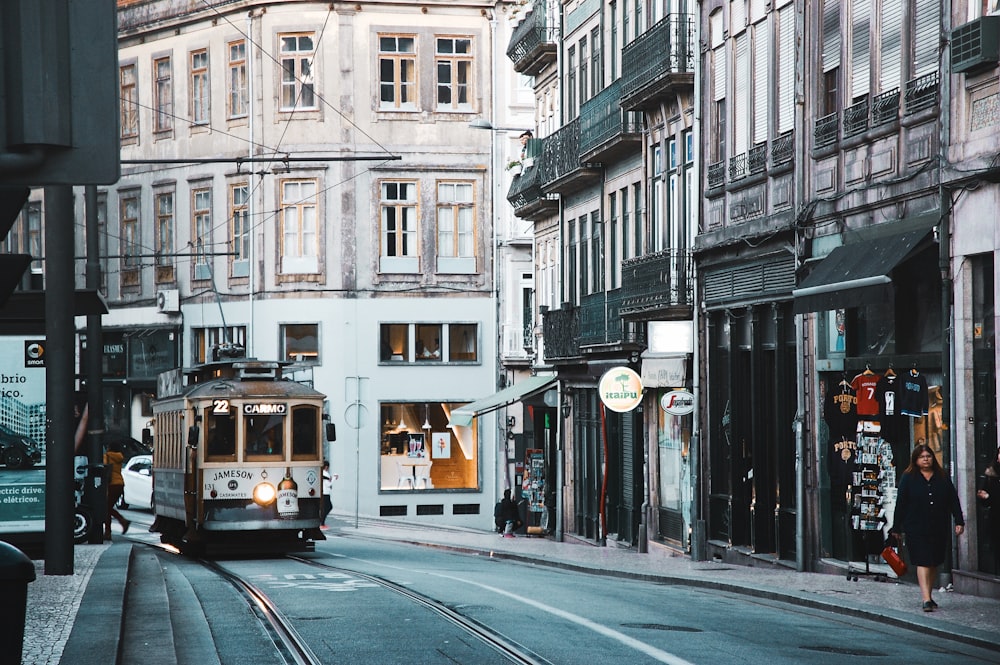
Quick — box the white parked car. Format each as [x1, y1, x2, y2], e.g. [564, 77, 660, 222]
[120, 454, 153, 511]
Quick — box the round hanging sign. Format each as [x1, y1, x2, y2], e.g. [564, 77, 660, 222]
[660, 389, 695, 415]
[598, 366, 644, 412]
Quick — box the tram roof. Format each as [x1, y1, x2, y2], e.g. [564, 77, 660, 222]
[165, 358, 326, 401]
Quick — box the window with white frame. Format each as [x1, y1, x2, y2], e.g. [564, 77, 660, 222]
[436, 37, 472, 110]
[230, 183, 249, 278]
[379, 35, 416, 110]
[120, 193, 140, 270]
[154, 190, 174, 271]
[436, 181, 475, 273]
[279, 179, 319, 274]
[120, 63, 139, 141]
[379, 323, 479, 363]
[280, 323, 320, 364]
[193, 187, 213, 280]
[228, 40, 248, 119]
[279, 33, 316, 110]
[153, 56, 173, 134]
[379, 181, 418, 273]
[190, 49, 210, 125]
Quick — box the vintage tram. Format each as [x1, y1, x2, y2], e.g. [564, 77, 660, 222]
[150, 358, 334, 554]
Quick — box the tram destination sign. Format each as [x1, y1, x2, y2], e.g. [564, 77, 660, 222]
[243, 403, 288, 416]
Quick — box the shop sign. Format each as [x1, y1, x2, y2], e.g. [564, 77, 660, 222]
[598, 367, 643, 413]
[660, 389, 695, 416]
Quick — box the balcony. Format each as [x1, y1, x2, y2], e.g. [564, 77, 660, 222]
[579, 289, 646, 348]
[872, 88, 900, 127]
[814, 112, 838, 148]
[747, 143, 767, 175]
[507, 159, 558, 221]
[540, 118, 601, 195]
[620, 15, 695, 111]
[506, 7, 558, 77]
[771, 130, 793, 166]
[905, 71, 938, 115]
[707, 161, 725, 189]
[542, 304, 581, 361]
[843, 98, 869, 138]
[579, 79, 643, 163]
[620, 249, 694, 318]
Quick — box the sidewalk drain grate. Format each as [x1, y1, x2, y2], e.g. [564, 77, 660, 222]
[801, 646, 885, 657]
[622, 623, 703, 633]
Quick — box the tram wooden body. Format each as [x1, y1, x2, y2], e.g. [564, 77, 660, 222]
[151, 359, 333, 554]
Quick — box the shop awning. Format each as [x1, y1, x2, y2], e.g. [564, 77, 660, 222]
[448, 374, 557, 427]
[792, 219, 937, 314]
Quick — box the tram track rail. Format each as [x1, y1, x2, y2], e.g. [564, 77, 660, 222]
[200, 557, 323, 665]
[286, 554, 553, 665]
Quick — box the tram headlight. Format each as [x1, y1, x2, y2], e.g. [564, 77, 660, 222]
[252, 482, 277, 506]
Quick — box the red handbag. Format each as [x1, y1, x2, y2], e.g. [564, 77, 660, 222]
[881, 544, 907, 577]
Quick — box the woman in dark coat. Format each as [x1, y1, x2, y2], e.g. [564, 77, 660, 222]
[976, 446, 1000, 572]
[891, 444, 965, 612]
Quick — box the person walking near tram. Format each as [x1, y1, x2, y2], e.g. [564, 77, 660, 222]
[890, 444, 964, 612]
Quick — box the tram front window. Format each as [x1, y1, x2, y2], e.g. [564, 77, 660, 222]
[245, 414, 284, 460]
[206, 410, 236, 462]
[291, 405, 319, 459]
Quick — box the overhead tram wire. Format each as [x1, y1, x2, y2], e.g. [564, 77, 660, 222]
[121, 155, 401, 165]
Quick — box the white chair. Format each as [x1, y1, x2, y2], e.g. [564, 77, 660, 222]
[395, 460, 414, 489]
[414, 460, 433, 489]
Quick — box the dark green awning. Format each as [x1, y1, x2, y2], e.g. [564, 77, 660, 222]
[793, 218, 937, 314]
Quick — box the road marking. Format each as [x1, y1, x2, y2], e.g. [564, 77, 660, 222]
[337, 553, 695, 665]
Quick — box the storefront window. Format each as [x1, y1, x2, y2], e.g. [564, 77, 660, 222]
[379, 401, 477, 491]
[281, 324, 320, 364]
[657, 393, 692, 542]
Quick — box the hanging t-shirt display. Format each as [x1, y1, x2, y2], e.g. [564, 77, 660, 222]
[851, 369, 883, 418]
[875, 370, 910, 464]
[899, 369, 929, 417]
[824, 379, 858, 440]
[828, 436, 857, 502]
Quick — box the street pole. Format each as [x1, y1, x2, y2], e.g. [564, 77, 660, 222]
[85, 185, 106, 544]
[44, 185, 75, 574]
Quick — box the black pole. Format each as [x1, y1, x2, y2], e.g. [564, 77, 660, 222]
[43, 185, 75, 575]
[84, 185, 106, 544]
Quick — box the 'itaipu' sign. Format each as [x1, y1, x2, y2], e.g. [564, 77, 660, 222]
[598, 367, 643, 413]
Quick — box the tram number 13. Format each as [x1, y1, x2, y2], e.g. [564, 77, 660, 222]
[212, 399, 231, 414]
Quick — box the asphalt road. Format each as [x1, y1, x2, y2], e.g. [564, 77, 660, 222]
[119, 509, 999, 665]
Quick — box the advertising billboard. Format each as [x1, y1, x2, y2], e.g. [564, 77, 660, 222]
[0, 336, 47, 535]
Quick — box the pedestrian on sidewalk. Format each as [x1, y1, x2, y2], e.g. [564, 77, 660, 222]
[103, 440, 130, 540]
[321, 461, 333, 528]
[976, 445, 1000, 572]
[890, 444, 964, 612]
[495, 489, 521, 537]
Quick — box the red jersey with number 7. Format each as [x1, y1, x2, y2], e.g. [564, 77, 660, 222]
[851, 371, 882, 417]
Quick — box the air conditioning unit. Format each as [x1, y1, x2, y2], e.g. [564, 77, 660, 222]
[952, 16, 1000, 74]
[156, 289, 180, 313]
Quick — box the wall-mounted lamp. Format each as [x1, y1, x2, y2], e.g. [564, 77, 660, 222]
[468, 118, 533, 133]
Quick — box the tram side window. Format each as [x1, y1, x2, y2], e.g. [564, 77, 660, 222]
[291, 405, 319, 459]
[245, 414, 284, 459]
[206, 409, 237, 461]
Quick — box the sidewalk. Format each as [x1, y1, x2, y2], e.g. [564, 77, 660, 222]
[20, 517, 1000, 664]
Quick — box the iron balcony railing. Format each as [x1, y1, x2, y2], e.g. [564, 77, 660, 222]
[506, 6, 558, 74]
[620, 249, 694, 316]
[541, 304, 580, 360]
[579, 79, 643, 155]
[872, 88, 900, 126]
[539, 118, 583, 187]
[748, 143, 767, 174]
[771, 131, 793, 166]
[905, 71, 939, 114]
[578, 288, 646, 347]
[843, 98, 869, 137]
[814, 112, 838, 148]
[506, 161, 547, 211]
[729, 152, 747, 181]
[621, 14, 695, 100]
[708, 161, 726, 188]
